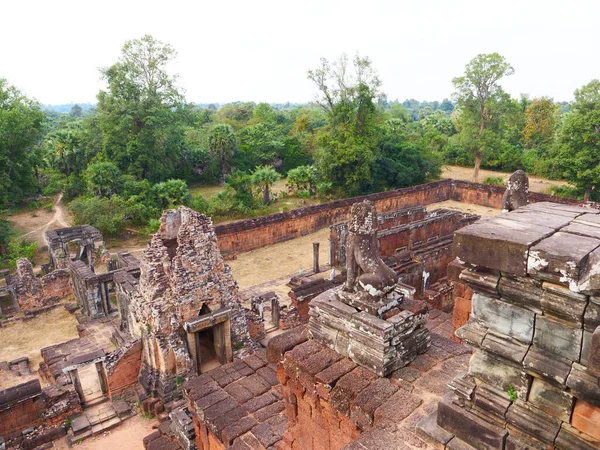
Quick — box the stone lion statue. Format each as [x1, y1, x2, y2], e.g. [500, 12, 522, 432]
[343, 200, 399, 297]
[502, 169, 530, 212]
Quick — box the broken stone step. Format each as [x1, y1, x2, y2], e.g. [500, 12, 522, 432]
[72, 428, 93, 443]
[85, 396, 108, 408]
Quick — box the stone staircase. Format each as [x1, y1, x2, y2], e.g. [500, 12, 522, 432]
[69, 398, 133, 444]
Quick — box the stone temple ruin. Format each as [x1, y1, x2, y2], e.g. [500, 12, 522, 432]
[1, 171, 600, 450]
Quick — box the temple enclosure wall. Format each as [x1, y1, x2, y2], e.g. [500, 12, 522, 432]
[215, 179, 582, 256]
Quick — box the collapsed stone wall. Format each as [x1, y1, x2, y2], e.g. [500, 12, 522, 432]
[2, 259, 73, 313]
[215, 179, 582, 256]
[127, 207, 250, 402]
[0, 379, 81, 448]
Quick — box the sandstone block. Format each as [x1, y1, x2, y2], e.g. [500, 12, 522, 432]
[472, 293, 534, 343]
[588, 326, 600, 377]
[566, 363, 600, 408]
[528, 232, 600, 283]
[437, 393, 507, 450]
[497, 276, 543, 313]
[454, 217, 554, 276]
[540, 281, 588, 324]
[459, 268, 500, 297]
[523, 346, 572, 385]
[533, 315, 582, 362]
[481, 331, 530, 364]
[555, 423, 600, 450]
[572, 399, 600, 441]
[505, 400, 562, 445]
[468, 351, 529, 401]
[527, 377, 574, 422]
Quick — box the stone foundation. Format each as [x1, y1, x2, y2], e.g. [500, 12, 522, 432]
[308, 288, 430, 376]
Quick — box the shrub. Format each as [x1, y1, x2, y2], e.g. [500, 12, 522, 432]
[69, 196, 128, 236]
[0, 238, 38, 270]
[482, 176, 504, 186]
[549, 185, 580, 199]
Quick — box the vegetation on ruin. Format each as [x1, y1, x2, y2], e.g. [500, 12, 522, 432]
[3, 34, 600, 247]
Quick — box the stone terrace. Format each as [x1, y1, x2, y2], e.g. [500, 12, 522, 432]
[269, 310, 470, 450]
[183, 348, 286, 449]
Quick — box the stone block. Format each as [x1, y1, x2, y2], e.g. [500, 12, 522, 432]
[437, 392, 507, 450]
[499, 208, 574, 229]
[472, 293, 534, 343]
[454, 217, 554, 277]
[528, 232, 600, 283]
[566, 363, 600, 408]
[588, 326, 600, 377]
[527, 377, 574, 422]
[523, 346, 572, 385]
[585, 302, 600, 332]
[497, 276, 543, 313]
[533, 315, 583, 362]
[349, 378, 398, 428]
[472, 383, 511, 419]
[468, 350, 530, 401]
[416, 411, 454, 449]
[266, 327, 308, 364]
[578, 246, 600, 294]
[505, 400, 562, 445]
[572, 399, 600, 441]
[459, 268, 500, 297]
[455, 320, 487, 348]
[563, 221, 600, 240]
[582, 330, 593, 366]
[373, 388, 423, 430]
[481, 331, 530, 364]
[555, 423, 600, 450]
[540, 282, 588, 324]
[330, 367, 376, 416]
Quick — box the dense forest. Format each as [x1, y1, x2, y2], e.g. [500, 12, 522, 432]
[2, 34, 600, 255]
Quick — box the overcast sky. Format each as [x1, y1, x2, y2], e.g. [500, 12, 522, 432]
[2, 0, 599, 105]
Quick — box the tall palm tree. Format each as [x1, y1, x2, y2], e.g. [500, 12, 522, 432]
[251, 166, 281, 205]
[208, 124, 236, 183]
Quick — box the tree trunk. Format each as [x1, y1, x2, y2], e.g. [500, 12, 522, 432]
[584, 187, 592, 202]
[264, 184, 270, 205]
[473, 153, 482, 182]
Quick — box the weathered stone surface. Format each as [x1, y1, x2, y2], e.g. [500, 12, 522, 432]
[528, 231, 600, 283]
[540, 281, 588, 324]
[555, 423, 600, 450]
[471, 293, 535, 343]
[481, 331, 530, 364]
[523, 346, 572, 385]
[468, 350, 530, 401]
[373, 388, 423, 430]
[533, 315, 583, 362]
[437, 393, 507, 450]
[472, 383, 511, 419]
[454, 217, 554, 276]
[416, 411, 454, 450]
[588, 326, 600, 377]
[527, 377, 574, 422]
[566, 363, 600, 408]
[505, 400, 562, 445]
[349, 378, 399, 429]
[455, 321, 487, 348]
[266, 327, 308, 364]
[497, 276, 543, 313]
[459, 268, 499, 297]
[330, 367, 376, 415]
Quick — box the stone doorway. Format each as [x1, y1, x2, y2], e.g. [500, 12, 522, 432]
[63, 349, 109, 407]
[185, 307, 233, 375]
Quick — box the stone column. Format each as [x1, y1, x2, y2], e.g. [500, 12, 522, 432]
[329, 238, 335, 267]
[96, 362, 109, 396]
[313, 242, 320, 273]
[69, 369, 85, 404]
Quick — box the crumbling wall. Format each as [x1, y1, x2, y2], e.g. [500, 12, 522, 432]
[105, 339, 143, 398]
[6, 259, 73, 313]
[128, 207, 250, 402]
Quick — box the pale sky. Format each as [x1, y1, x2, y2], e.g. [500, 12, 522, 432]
[2, 0, 598, 105]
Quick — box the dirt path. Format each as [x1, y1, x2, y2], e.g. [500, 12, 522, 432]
[440, 165, 569, 194]
[9, 194, 73, 263]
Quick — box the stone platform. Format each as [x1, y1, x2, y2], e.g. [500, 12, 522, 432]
[308, 287, 430, 376]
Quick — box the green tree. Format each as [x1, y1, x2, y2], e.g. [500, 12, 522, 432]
[286, 165, 318, 194]
[251, 166, 281, 205]
[85, 161, 121, 197]
[151, 179, 190, 208]
[208, 123, 237, 182]
[452, 53, 515, 181]
[236, 122, 285, 171]
[554, 80, 600, 201]
[0, 78, 45, 207]
[523, 97, 560, 149]
[308, 54, 381, 195]
[97, 35, 187, 182]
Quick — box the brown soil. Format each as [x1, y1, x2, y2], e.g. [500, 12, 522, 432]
[228, 227, 331, 291]
[441, 165, 569, 194]
[53, 414, 159, 450]
[0, 306, 79, 371]
[427, 200, 501, 219]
